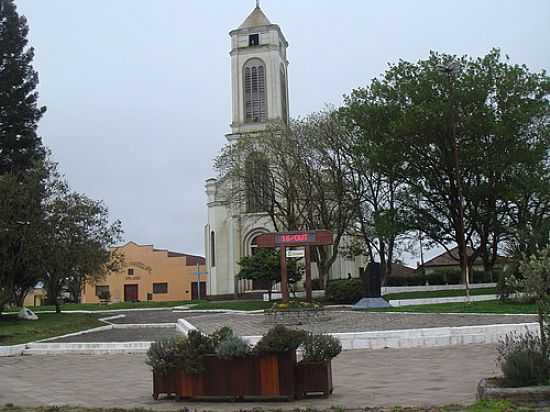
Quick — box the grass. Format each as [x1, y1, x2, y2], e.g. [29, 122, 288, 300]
[0, 313, 104, 346]
[4, 299, 194, 313]
[0, 400, 546, 412]
[384, 287, 496, 301]
[369, 300, 537, 314]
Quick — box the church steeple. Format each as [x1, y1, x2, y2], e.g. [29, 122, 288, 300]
[227, 3, 289, 140]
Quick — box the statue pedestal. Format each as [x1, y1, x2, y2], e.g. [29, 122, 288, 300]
[352, 297, 391, 310]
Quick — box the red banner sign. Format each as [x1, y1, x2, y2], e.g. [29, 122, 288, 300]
[256, 230, 333, 248]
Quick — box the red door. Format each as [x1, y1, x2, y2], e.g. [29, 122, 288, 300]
[124, 284, 138, 302]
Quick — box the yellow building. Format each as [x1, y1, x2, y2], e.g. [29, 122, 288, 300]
[81, 241, 207, 304]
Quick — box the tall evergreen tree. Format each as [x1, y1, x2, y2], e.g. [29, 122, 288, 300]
[0, 0, 46, 174]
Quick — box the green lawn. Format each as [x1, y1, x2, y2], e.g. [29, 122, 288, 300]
[369, 300, 537, 314]
[0, 313, 105, 346]
[5, 299, 194, 313]
[384, 287, 496, 301]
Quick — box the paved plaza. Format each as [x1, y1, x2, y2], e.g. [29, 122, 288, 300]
[0, 344, 498, 409]
[181, 311, 535, 336]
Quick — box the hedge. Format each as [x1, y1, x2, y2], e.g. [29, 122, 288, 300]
[325, 279, 362, 304]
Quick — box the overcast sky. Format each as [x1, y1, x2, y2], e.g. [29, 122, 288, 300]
[15, 0, 550, 261]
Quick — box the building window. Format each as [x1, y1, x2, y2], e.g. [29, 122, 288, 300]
[210, 231, 216, 267]
[243, 58, 266, 123]
[95, 285, 110, 300]
[249, 33, 259, 46]
[127, 268, 134, 276]
[280, 65, 288, 124]
[153, 283, 168, 294]
[245, 152, 272, 213]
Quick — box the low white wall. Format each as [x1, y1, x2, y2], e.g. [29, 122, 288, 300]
[389, 294, 498, 307]
[242, 322, 538, 351]
[262, 283, 497, 301]
[382, 283, 496, 295]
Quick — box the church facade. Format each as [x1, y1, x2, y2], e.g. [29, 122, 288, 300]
[204, 4, 364, 296]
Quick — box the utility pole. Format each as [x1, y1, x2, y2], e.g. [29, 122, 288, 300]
[439, 61, 470, 301]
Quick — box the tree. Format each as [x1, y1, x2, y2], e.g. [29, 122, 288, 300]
[0, 0, 46, 174]
[237, 249, 302, 301]
[342, 49, 549, 294]
[43, 179, 123, 312]
[0, 169, 48, 311]
[0, 0, 48, 314]
[216, 114, 356, 287]
[338, 100, 410, 283]
[511, 249, 550, 362]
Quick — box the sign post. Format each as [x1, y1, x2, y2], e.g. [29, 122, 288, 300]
[255, 230, 333, 304]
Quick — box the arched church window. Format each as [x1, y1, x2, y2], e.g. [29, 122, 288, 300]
[244, 58, 267, 123]
[245, 152, 272, 213]
[210, 231, 216, 267]
[280, 64, 288, 124]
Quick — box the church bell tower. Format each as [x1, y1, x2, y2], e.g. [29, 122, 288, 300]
[227, 2, 289, 140]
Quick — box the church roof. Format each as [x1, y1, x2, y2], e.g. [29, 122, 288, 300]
[239, 6, 272, 29]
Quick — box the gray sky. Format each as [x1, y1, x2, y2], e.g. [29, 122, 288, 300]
[16, 0, 550, 260]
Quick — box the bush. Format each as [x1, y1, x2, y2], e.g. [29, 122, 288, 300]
[174, 330, 215, 375]
[146, 336, 183, 374]
[215, 335, 251, 359]
[209, 326, 234, 348]
[384, 275, 425, 287]
[302, 333, 342, 363]
[311, 278, 322, 290]
[497, 331, 549, 387]
[255, 325, 306, 354]
[325, 279, 362, 304]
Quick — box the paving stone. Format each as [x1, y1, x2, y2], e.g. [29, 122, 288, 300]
[0, 345, 500, 409]
[50, 327, 180, 342]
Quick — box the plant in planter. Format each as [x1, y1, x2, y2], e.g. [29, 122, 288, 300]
[296, 333, 342, 398]
[216, 335, 251, 359]
[497, 330, 549, 388]
[146, 337, 182, 399]
[254, 325, 306, 399]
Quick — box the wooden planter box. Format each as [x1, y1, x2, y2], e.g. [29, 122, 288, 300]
[257, 350, 296, 400]
[202, 355, 258, 399]
[158, 351, 299, 401]
[295, 360, 333, 399]
[175, 369, 205, 399]
[152, 369, 177, 400]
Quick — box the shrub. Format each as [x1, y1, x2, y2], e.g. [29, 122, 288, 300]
[209, 326, 234, 348]
[497, 331, 549, 387]
[146, 336, 183, 374]
[255, 325, 306, 354]
[384, 275, 425, 287]
[215, 335, 251, 359]
[325, 279, 362, 304]
[174, 330, 215, 375]
[311, 278, 322, 290]
[302, 333, 342, 363]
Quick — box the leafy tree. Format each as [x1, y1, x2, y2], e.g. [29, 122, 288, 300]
[237, 249, 302, 301]
[509, 249, 550, 362]
[0, 169, 48, 311]
[342, 49, 549, 294]
[43, 179, 123, 312]
[0, 0, 46, 174]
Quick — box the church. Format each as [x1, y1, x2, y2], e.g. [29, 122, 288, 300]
[204, 3, 365, 297]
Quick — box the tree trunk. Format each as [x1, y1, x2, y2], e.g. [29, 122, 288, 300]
[538, 300, 547, 361]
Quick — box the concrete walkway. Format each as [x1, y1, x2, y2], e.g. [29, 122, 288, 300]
[0, 344, 498, 410]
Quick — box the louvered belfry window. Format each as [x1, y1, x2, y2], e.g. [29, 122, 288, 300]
[244, 58, 266, 123]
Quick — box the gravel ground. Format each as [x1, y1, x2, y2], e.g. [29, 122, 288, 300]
[180, 311, 536, 335]
[105, 310, 220, 324]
